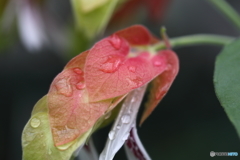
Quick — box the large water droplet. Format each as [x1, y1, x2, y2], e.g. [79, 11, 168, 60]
[122, 132, 130, 141]
[121, 114, 131, 124]
[73, 68, 83, 75]
[55, 78, 73, 97]
[108, 130, 115, 140]
[30, 118, 41, 128]
[100, 55, 123, 73]
[56, 140, 75, 150]
[108, 34, 122, 50]
[76, 82, 85, 90]
[128, 66, 136, 73]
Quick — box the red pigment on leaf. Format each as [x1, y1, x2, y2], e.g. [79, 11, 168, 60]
[85, 38, 168, 102]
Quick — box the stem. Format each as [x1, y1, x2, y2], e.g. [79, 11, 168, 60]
[208, 0, 240, 31]
[152, 34, 235, 51]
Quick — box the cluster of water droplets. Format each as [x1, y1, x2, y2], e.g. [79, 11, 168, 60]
[55, 67, 85, 97]
[99, 85, 147, 160]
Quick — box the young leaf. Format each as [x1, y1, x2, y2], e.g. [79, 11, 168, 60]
[140, 49, 179, 125]
[85, 35, 167, 102]
[22, 96, 92, 160]
[71, 0, 119, 39]
[214, 38, 240, 137]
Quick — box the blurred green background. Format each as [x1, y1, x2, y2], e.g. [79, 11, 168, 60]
[1, 0, 240, 160]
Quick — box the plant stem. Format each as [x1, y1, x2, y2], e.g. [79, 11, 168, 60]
[152, 34, 235, 51]
[208, 0, 240, 31]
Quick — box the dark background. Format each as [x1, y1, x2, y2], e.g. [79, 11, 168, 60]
[1, 0, 240, 160]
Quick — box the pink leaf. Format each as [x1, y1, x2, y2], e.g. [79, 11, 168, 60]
[140, 49, 179, 125]
[85, 35, 168, 102]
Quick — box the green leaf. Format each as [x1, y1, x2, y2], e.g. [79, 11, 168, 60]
[71, 0, 119, 39]
[22, 96, 93, 160]
[214, 37, 240, 137]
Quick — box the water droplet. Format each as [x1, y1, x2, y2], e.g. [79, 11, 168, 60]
[30, 118, 41, 128]
[108, 130, 115, 140]
[73, 68, 83, 75]
[116, 125, 121, 130]
[108, 34, 122, 50]
[76, 82, 85, 90]
[56, 141, 75, 150]
[131, 97, 136, 103]
[153, 60, 162, 67]
[121, 114, 131, 124]
[104, 112, 112, 119]
[100, 55, 123, 73]
[128, 66, 136, 73]
[122, 132, 130, 141]
[55, 78, 73, 97]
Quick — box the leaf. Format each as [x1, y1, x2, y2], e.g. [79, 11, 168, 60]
[214, 38, 240, 137]
[71, 0, 119, 39]
[140, 50, 179, 125]
[85, 35, 168, 102]
[115, 25, 159, 45]
[22, 96, 92, 160]
[78, 0, 110, 13]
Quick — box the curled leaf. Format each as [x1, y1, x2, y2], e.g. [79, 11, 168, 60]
[140, 49, 179, 125]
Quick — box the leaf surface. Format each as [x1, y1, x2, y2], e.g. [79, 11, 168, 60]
[85, 35, 168, 102]
[214, 38, 240, 137]
[22, 96, 92, 160]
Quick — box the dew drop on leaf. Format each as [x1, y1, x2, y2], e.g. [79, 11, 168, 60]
[128, 66, 136, 73]
[76, 82, 86, 90]
[100, 55, 123, 73]
[73, 67, 83, 75]
[30, 118, 41, 128]
[55, 78, 73, 97]
[108, 34, 122, 50]
[121, 114, 131, 124]
[153, 60, 162, 67]
[108, 130, 116, 140]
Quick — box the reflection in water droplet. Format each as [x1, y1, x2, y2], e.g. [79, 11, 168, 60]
[76, 82, 85, 90]
[153, 60, 162, 67]
[122, 132, 130, 141]
[55, 78, 73, 97]
[108, 34, 122, 50]
[128, 66, 136, 73]
[108, 130, 115, 140]
[121, 114, 131, 124]
[30, 118, 41, 128]
[100, 55, 123, 73]
[73, 68, 83, 75]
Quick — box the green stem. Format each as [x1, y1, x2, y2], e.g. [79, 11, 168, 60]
[208, 0, 240, 31]
[152, 34, 235, 51]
